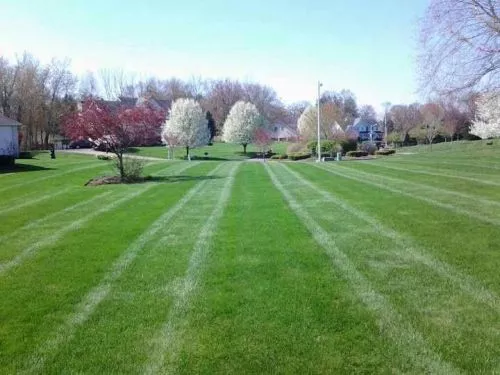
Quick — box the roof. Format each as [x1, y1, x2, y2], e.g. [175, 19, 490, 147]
[0, 114, 21, 127]
[270, 124, 298, 139]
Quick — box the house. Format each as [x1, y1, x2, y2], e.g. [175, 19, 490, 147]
[0, 115, 21, 163]
[347, 118, 383, 143]
[269, 123, 298, 141]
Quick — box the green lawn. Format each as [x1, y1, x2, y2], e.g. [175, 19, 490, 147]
[1, 141, 500, 373]
[129, 141, 290, 160]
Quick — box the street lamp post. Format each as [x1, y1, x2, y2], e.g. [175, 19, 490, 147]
[317, 81, 323, 162]
[382, 101, 391, 148]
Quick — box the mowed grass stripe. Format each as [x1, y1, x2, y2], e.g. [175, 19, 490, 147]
[347, 159, 500, 202]
[0, 191, 113, 244]
[279, 163, 500, 313]
[46, 162, 237, 373]
[370, 162, 500, 187]
[265, 163, 459, 374]
[170, 163, 402, 373]
[0, 162, 198, 274]
[313, 163, 500, 227]
[0, 161, 104, 194]
[144, 163, 239, 375]
[0, 185, 155, 275]
[0, 188, 72, 216]
[0, 163, 179, 239]
[378, 158, 500, 173]
[336, 163, 500, 210]
[23, 162, 225, 374]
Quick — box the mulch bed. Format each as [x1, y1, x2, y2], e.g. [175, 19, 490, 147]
[85, 175, 152, 186]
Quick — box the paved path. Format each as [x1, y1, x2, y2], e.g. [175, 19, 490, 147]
[59, 149, 166, 161]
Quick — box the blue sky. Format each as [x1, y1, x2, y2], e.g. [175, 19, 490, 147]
[0, 0, 428, 110]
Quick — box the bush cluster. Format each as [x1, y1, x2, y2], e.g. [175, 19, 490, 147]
[18, 151, 34, 159]
[288, 152, 311, 161]
[307, 139, 357, 155]
[346, 151, 369, 157]
[270, 154, 288, 160]
[374, 149, 396, 156]
[96, 154, 113, 160]
[360, 142, 378, 155]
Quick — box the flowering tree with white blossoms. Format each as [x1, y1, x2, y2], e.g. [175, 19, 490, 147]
[162, 98, 210, 161]
[470, 93, 500, 140]
[222, 101, 263, 154]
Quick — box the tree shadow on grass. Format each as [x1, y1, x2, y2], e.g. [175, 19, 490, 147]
[147, 175, 221, 183]
[0, 163, 53, 174]
[85, 174, 221, 186]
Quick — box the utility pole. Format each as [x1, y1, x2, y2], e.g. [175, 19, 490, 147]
[317, 81, 323, 162]
[382, 101, 391, 148]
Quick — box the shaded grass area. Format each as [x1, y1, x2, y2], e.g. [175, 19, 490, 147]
[129, 141, 290, 161]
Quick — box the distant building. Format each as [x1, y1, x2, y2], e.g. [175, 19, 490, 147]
[269, 123, 298, 141]
[347, 118, 383, 143]
[0, 115, 21, 161]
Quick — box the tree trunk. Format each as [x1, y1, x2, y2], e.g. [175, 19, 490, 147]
[186, 146, 190, 161]
[243, 143, 247, 154]
[117, 153, 125, 179]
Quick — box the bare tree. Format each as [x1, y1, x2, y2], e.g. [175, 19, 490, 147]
[202, 79, 244, 134]
[98, 68, 136, 99]
[390, 103, 423, 143]
[320, 90, 358, 129]
[0, 57, 19, 118]
[419, 0, 500, 95]
[421, 103, 445, 149]
[79, 71, 99, 98]
[44, 58, 77, 146]
[359, 104, 377, 122]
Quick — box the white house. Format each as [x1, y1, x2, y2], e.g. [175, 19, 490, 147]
[0, 115, 21, 158]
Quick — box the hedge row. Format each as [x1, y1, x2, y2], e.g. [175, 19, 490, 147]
[374, 149, 396, 156]
[345, 151, 369, 157]
[270, 154, 288, 160]
[288, 152, 312, 161]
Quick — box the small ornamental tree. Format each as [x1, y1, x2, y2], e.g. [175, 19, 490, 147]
[421, 103, 445, 150]
[470, 93, 500, 139]
[222, 101, 263, 153]
[162, 98, 209, 161]
[63, 99, 164, 179]
[254, 127, 272, 159]
[206, 111, 216, 142]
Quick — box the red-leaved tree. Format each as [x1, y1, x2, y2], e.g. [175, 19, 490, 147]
[64, 99, 165, 179]
[254, 128, 271, 159]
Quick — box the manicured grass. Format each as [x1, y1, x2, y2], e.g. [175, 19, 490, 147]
[1, 140, 499, 373]
[129, 141, 290, 160]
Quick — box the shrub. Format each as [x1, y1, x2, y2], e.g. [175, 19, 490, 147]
[360, 142, 377, 155]
[340, 139, 357, 153]
[307, 140, 336, 155]
[288, 152, 311, 161]
[18, 151, 34, 159]
[287, 142, 307, 154]
[346, 151, 369, 157]
[270, 154, 288, 160]
[97, 154, 113, 160]
[118, 157, 146, 181]
[375, 149, 396, 156]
